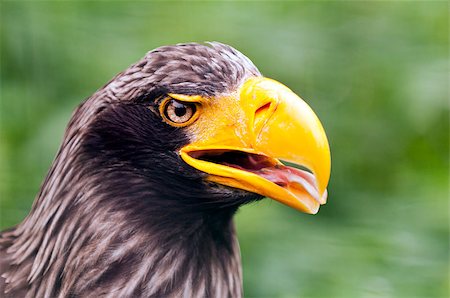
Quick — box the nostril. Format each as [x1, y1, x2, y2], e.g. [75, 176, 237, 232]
[254, 102, 273, 134]
[255, 102, 271, 119]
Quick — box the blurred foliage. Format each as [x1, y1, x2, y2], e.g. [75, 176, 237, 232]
[0, 2, 448, 297]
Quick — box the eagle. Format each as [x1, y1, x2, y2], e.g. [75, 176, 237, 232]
[0, 42, 331, 297]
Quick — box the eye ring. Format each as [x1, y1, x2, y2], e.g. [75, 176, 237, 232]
[159, 97, 200, 127]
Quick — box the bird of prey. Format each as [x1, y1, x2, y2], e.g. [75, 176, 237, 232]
[0, 42, 330, 297]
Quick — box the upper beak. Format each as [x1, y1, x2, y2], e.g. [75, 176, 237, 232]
[179, 77, 331, 214]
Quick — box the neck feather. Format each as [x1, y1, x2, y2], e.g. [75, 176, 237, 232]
[3, 166, 243, 297]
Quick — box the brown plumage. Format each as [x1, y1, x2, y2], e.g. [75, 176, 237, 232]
[0, 41, 331, 298]
[0, 42, 261, 297]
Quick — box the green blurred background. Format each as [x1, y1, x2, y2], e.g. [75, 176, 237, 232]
[1, 1, 448, 297]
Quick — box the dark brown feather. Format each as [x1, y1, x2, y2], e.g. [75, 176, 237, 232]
[0, 42, 261, 297]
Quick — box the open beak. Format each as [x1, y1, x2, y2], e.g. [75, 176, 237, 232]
[179, 77, 331, 214]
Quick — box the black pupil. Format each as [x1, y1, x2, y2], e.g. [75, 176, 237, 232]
[173, 101, 187, 117]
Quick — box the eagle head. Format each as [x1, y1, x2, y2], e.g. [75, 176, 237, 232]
[81, 42, 330, 214]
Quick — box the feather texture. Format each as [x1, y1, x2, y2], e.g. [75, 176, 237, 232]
[0, 42, 262, 297]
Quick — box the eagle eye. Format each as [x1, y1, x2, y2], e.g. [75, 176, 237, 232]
[160, 98, 199, 127]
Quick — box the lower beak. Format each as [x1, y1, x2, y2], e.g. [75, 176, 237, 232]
[180, 77, 331, 214]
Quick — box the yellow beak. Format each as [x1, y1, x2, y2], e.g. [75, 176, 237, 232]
[179, 77, 331, 214]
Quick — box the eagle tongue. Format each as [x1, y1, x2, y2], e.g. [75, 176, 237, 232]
[256, 165, 327, 205]
[221, 153, 327, 205]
